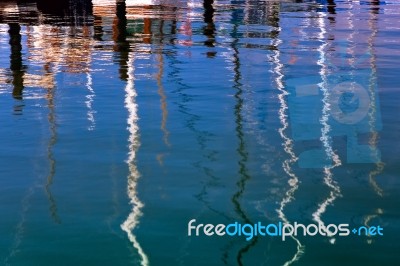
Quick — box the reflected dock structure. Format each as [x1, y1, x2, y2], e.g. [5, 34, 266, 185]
[0, 0, 394, 265]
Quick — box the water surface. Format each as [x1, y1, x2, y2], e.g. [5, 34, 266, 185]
[0, 0, 399, 265]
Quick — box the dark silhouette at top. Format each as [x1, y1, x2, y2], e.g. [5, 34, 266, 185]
[113, 0, 129, 81]
[203, 0, 216, 57]
[0, 0, 93, 26]
[8, 23, 25, 100]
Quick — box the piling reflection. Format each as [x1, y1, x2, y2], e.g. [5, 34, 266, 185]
[203, 0, 216, 56]
[8, 23, 24, 100]
[113, 0, 129, 81]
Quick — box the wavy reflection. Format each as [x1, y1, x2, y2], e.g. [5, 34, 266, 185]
[156, 50, 171, 148]
[85, 72, 96, 130]
[366, 0, 384, 198]
[83, 25, 96, 131]
[311, 12, 342, 241]
[231, 56, 257, 266]
[3, 185, 36, 266]
[120, 48, 149, 266]
[4, 22, 63, 265]
[159, 4, 228, 262]
[364, 0, 385, 244]
[274, 24, 305, 266]
[227, 4, 258, 265]
[44, 73, 61, 224]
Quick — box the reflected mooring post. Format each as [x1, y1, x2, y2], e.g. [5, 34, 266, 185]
[203, 0, 216, 57]
[327, 0, 336, 24]
[143, 8, 152, 44]
[113, 0, 129, 81]
[371, 0, 380, 14]
[94, 15, 103, 41]
[9, 23, 24, 100]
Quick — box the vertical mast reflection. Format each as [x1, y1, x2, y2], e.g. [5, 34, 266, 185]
[85, 22, 96, 133]
[228, 3, 258, 264]
[156, 50, 171, 148]
[265, 1, 307, 264]
[273, 25, 305, 266]
[364, 0, 384, 244]
[120, 49, 149, 266]
[85, 71, 96, 131]
[311, 13, 342, 241]
[366, 0, 384, 198]
[45, 65, 61, 224]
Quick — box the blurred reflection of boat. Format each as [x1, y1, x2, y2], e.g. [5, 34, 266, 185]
[0, 1, 94, 104]
[0, 0, 185, 100]
[36, 0, 92, 23]
[93, 0, 180, 48]
[0, 0, 92, 25]
[93, 0, 185, 7]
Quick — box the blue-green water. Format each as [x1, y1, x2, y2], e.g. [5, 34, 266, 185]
[0, 0, 399, 265]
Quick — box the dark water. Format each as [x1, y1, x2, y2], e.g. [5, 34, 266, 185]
[0, 0, 399, 265]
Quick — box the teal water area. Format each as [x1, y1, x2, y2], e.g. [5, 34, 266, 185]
[0, 0, 399, 265]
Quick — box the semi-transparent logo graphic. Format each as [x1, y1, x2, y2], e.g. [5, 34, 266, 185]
[188, 219, 384, 241]
[285, 40, 381, 168]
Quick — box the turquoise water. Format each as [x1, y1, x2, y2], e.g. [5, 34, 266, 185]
[0, 0, 399, 265]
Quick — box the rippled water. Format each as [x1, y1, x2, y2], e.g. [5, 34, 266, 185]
[0, 0, 399, 265]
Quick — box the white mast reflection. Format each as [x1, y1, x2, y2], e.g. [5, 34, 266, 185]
[120, 48, 149, 266]
[83, 26, 96, 131]
[85, 70, 96, 131]
[311, 12, 342, 243]
[364, 1, 384, 244]
[273, 28, 305, 266]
